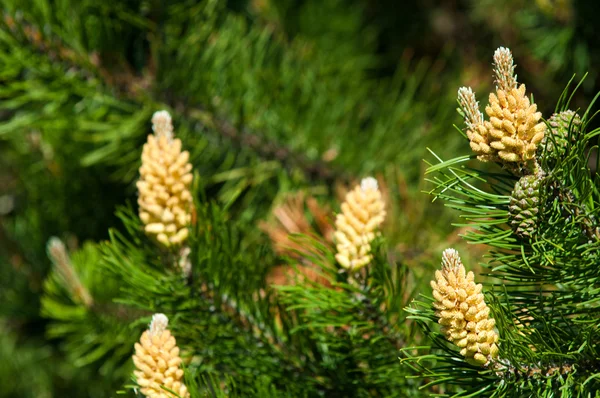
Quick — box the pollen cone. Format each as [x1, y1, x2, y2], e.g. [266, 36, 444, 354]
[458, 47, 546, 165]
[431, 249, 499, 365]
[132, 314, 189, 398]
[484, 84, 546, 163]
[137, 111, 194, 248]
[334, 177, 386, 272]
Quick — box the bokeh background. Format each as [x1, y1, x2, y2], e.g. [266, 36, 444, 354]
[1, 0, 599, 396]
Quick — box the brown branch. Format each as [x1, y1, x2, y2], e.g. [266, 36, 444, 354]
[492, 358, 600, 383]
[185, 108, 350, 184]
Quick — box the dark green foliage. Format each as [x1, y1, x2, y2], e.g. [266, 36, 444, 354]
[0, 325, 53, 398]
[276, 239, 421, 396]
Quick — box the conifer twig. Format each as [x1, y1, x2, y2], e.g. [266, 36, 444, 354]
[491, 358, 600, 383]
[194, 281, 312, 378]
[356, 292, 405, 350]
[186, 108, 350, 184]
[4, 13, 351, 186]
[555, 185, 600, 241]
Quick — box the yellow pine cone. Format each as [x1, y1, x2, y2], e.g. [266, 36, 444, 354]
[133, 314, 189, 398]
[137, 111, 194, 248]
[467, 123, 493, 160]
[484, 84, 546, 163]
[431, 249, 499, 365]
[458, 47, 546, 164]
[334, 177, 386, 272]
[457, 87, 492, 160]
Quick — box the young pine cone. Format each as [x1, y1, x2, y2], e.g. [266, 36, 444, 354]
[509, 174, 543, 239]
[133, 314, 189, 398]
[484, 84, 546, 163]
[538, 110, 582, 159]
[137, 111, 194, 249]
[431, 249, 499, 366]
[334, 177, 386, 272]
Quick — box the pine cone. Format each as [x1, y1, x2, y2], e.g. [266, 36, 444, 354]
[538, 110, 581, 159]
[458, 48, 546, 164]
[137, 111, 194, 249]
[484, 84, 546, 163]
[431, 249, 499, 365]
[457, 87, 493, 161]
[133, 314, 189, 398]
[467, 123, 494, 161]
[509, 174, 543, 238]
[334, 177, 386, 272]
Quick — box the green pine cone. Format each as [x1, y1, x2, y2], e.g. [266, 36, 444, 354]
[509, 175, 543, 238]
[538, 110, 581, 159]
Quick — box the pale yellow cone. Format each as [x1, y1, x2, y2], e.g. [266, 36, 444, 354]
[431, 249, 499, 365]
[334, 177, 386, 272]
[458, 47, 545, 164]
[138, 111, 194, 248]
[132, 314, 190, 398]
[484, 84, 545, 163]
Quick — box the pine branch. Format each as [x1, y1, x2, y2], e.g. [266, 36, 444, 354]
[408, 53, 600, 395]
[2, 8, 351, 189]
[184, 107, 350, 184]
[353, 290, 406, 350]
[555, 184, 600, 242]
[1, 13, 99, 81]
[191, 279, 307, 376]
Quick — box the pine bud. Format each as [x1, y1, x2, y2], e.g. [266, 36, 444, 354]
[431, 249, 499, 365]
[47, 237, 93, 307]
[492, 47, 517, 92]
[132, 314, 189, 398]
[509, 174, 543, 238]
[334, 177, 386, 272]
[138, 111, 194, 249]
[152, 111, 174, 141]
[538, 110, 581, 159]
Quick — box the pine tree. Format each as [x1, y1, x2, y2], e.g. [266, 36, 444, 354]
[405, 47, 600, 396]
[0, 1, 460, 396]
[2, 1, 600, 397]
